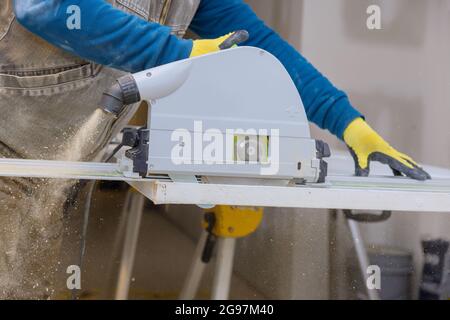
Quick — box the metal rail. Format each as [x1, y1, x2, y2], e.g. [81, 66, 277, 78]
[0, 158, 136, 181]
[1, 158, 450, 213]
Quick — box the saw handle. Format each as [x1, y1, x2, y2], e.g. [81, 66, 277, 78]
[219, 30, 250, 50]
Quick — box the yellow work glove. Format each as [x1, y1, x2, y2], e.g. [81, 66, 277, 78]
[343, 118, 431, 181]
[190, 30, 249, 58]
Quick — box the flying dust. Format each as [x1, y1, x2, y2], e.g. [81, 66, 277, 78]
[1, 109, 113, 299]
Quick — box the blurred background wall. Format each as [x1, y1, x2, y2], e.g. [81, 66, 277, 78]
[242, 0, 450, 299]
[298, 0, 450, 299]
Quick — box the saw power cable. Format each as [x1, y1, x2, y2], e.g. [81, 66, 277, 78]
[72, 180, 97, 300]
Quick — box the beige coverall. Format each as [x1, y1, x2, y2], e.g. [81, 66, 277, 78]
[0, 0, 200, 298]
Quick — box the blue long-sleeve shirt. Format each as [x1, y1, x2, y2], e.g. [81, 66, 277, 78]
[13, 0, 362, 139]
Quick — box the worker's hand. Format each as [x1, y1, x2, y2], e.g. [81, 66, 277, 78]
[190, 30, 249, 58]
[343, 118, 431, 181]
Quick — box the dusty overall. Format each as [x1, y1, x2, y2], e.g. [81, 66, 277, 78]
[0, 0, 200, 298]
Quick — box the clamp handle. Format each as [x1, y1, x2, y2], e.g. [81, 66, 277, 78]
[219, 30, 250, 50]
[344, 210, 392, 223]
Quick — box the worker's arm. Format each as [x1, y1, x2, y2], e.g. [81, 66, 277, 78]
[13, 0, 193, 72]
[190, 0, 362, 139]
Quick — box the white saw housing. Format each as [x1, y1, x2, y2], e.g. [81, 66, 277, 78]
[121, 47, 329, 184]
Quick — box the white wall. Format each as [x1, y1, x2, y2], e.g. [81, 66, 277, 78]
[300, 0, 450, 298]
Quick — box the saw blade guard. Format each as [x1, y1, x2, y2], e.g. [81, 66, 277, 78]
[116, 47, 330, 184]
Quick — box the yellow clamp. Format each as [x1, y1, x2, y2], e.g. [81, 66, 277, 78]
[202, 206, 264, 238]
